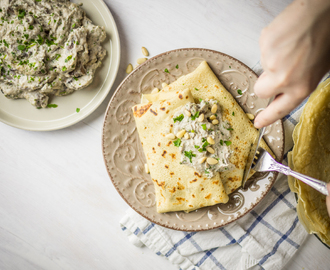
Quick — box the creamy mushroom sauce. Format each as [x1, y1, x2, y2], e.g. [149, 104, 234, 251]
[0, 0, 106, 108]
[172, 99, 234, 178]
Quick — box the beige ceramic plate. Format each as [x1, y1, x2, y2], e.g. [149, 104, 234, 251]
[102, 48, 284, 231]
[0, 0, 120, 131]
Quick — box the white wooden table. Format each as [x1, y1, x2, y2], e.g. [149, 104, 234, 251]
[0, 0, 329, 269]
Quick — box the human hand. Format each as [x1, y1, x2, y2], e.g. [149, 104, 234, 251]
[254, 0, 330, 128]
[326, 183, 330, 217]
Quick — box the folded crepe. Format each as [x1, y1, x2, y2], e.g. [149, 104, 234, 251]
[288, 78, 330, 245]
[133, 88, 229, 213]
[145, 61, 273, 195]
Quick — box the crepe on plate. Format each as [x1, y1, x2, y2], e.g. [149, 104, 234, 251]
[133, 61, 273, 213]
[288, 78, 330, 245]
[133, 88, 229, 213]
[145, 61, 273, 195]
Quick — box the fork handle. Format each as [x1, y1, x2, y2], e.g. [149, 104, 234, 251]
[271, 162, 329, 196]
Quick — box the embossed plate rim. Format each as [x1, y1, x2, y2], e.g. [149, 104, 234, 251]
[102, 48, 284, 231]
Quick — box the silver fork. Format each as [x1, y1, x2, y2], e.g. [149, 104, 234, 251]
[252, 147, 329, 196]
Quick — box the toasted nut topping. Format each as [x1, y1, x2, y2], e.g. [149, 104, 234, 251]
[207, 137, 215, 145]
[126, 63, 133, 74]
[137, 58, 147, 64]
[166, 133, 176, 139]
[162, 82, 168, 88]
[176, 130, 186, 138]
[151, 87, 159, 93]
[141, 47, 149, 56]
[210, 115, 216, 120]
[207, 157, 218, 165]
[145, 163, 150, 174]
[211, 104, 218, 114]
[184, 132, 190, 139]
[197, 113, 204, 122]
[199, 157, 207, 164]
[206, 147, 215, 154]
[246, 113, 255, 120]
[212, 119, 219, 125]
[184, 109, 191, 117]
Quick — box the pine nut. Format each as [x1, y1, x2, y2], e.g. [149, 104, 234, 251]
[134, 64, 139, 69]
[126, 63, 133, 74]
[184, 133, 190, 139]
[162, 82, 168, 88]
[206, 147, 215, 154]
[145, 163, 150, 174]
[176, 130, 186, 138]
[211, 104, 218, 114]
[199, 157, 207, 164]
[207, 157, 218, 165]
[137, 58, 147, 64]
[166, 133, 176, 139]
[197, 113, 204, 122]
[207, 137, 215, 144]
[151, 87, 159, 93]
[210, 115, 216, 120]
[212, 119, 219, 125]
[184, 109, 191, 117]
[141, 47, 149, 56]
[246, 113, 255, 120]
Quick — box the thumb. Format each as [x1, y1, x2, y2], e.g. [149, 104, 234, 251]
[327, 182, 330, 196]
[326, 183, 330, 217]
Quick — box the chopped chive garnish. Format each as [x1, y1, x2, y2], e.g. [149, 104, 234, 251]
[17, 45, 26, 50]
[173, 138, 181, 147]
[191, 111, 200, 120]
[184, 151, 196, 163]
[173, 114, 184, 123]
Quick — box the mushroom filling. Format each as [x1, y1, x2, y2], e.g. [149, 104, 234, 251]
[171, 99, 234, 178]
[0, 0, 106, 108]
